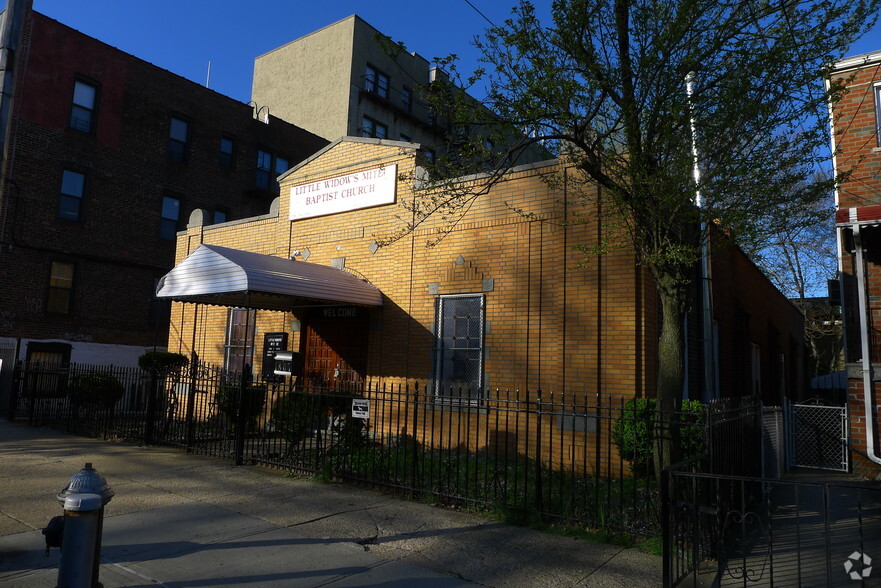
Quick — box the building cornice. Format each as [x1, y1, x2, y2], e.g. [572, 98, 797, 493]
[830, 51, 881, 75]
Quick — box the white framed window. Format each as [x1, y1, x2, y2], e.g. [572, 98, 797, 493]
[434, 294, 485, 398]
[224, 308, 256, 374]
[875, 83, 881, 147]
[70, 80, 97, 132]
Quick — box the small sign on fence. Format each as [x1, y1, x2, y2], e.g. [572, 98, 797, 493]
[351, 398, 370, 419]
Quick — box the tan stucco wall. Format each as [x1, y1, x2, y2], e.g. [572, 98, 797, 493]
[252, 16, 357, 140]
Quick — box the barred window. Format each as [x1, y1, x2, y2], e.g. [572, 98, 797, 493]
[224, 308, 256, 374]
[434, 294, 485, 398]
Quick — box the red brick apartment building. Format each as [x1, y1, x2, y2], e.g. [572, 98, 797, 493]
[0, 7, 328, 412]
[831, 49, 881, 477]
[158, 138, 803, 410]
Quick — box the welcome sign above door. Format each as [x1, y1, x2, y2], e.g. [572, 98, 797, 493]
[289, 164, 397, 220]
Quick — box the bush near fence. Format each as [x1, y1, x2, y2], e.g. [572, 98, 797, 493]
[11, 359, 762, 539]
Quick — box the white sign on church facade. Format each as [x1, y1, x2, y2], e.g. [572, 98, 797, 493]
[289, 164, 397, 220]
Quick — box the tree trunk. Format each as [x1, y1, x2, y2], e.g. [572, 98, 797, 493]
[654, 273, 688, 474]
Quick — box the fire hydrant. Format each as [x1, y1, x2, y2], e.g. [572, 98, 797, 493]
[43, 463, 114, 588]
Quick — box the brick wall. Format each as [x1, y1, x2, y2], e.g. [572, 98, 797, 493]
[0, 11, 328, 348]
[831, 54, 881, 478]
[170, 140, 653, 397]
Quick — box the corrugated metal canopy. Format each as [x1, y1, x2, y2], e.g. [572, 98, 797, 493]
[156, 244, 383, 310]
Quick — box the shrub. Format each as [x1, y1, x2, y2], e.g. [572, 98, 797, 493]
[138, 351, 188, 372]
[611, 398, 705, 473]
[215, 381, 266, 431]
[270, 391, 314, 445]
[270, 389, 368, 450]
[68, 372, 125, 408]
[611, 398, 656, 468]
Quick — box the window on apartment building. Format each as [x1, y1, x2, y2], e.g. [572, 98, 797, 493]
[875, 83, 881, 147]
[364, 65, 390, 98]
[361, 116, 388, 139]
[167, 116, 189, 163]
[219, 136, 235, 168]
[213, 208, 228, 224]
[46, 261, 75, 314]
[256, 149, 288, 190]
[26, 341, 71, 367]
[69, 80, 98, 133]
[401, 86, 413, 112]
[424, 149, 436, 164]
[159, 196, 181, 240]
[224, 307, 256, 374]
[58, 170, 85, 222]
[400, 133, 412, 143]
[434, 294, 485, 399]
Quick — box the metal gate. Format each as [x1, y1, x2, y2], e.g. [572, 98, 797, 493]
[787, 398, 848, 472]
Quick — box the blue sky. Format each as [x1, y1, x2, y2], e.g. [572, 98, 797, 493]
[32, 0, 513, 104]
[33, 0, 881, 106]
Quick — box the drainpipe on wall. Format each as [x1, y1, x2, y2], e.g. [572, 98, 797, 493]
[0, 0, 26, 251]
[852, 224, 881, 465]
[686, 71, 716, 401]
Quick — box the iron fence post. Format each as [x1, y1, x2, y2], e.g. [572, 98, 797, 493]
[9, 360, 21, 421]
[535, 388, 543, 516]
[145, 368, 157, 445]
[661, 465, 671, 587]
[25, 361, 37, 426]
[185, 354, 199, 453]
[411, 382, 419, 497]
[234, 363, 249, 466]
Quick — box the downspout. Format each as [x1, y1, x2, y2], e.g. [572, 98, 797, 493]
[852, 224, 881, 464]
[0, 0, 25, 250]
[686, 72, 715, 401]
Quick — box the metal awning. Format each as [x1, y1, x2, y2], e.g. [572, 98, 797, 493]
[156, 244, 383, 311]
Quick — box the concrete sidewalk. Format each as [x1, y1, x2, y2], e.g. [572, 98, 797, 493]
[0, 420, 662, 587]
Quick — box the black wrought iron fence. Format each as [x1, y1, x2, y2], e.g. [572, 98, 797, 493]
[10, 359, 763, 539]
[662, 468, 881, 587]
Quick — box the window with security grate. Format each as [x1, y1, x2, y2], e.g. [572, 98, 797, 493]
[434, 294, 484, 399]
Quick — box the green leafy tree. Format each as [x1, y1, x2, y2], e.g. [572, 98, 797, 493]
[380, 0, 876, 468]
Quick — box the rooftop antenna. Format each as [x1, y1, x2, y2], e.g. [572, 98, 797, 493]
[205, 61, 211, 89]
